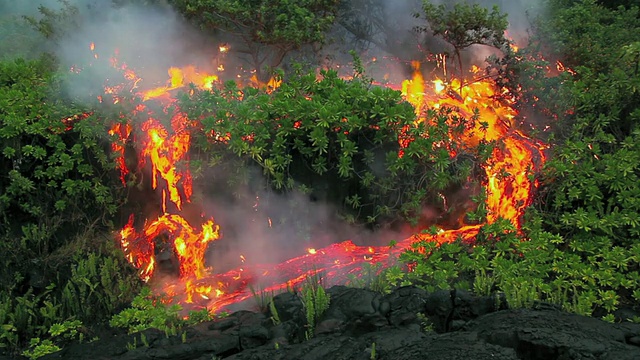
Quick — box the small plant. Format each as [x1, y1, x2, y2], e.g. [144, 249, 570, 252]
[185, 308, 214, 325]
[140, 333, 149, 347]
[346, 262, 407, 294]
[21, 339, 60, 360]
[628, 316, 640, 324]
[248, 285, 274, 313]
[269, 299, 281, 326]
[602, 314, 616, 323]
[473, 268, 494, 296]
[300, 272, 331, 339]
[21, 320, 83, 360]
[109, 287, 183, 334]
[416, 313, 434, 333]
[126, 337, 137, 351]
[370, 341, 376, 360]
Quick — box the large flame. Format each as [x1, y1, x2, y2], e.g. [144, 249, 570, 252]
[402, 65, 547, 227]
[81, 40, 551, 311]
[94, 46, 224, 301]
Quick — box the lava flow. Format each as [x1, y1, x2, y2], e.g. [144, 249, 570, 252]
[83, 41, 548, 312]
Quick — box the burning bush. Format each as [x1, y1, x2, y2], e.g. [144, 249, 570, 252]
[179, 64, 494, 231]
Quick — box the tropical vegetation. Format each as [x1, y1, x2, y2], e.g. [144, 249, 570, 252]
[1, 0, 639, 357]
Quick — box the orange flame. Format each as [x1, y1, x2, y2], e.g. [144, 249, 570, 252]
[401, 61, 425, 113]
[140, 116, 192, 211]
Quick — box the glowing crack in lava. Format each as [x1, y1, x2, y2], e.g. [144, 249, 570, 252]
[86, 41, 548, 311]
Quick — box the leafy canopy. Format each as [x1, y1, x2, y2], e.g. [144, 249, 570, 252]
[171, 0, 340, 49]
[415, 1, 509, 75]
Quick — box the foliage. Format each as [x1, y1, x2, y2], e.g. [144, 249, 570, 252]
[335, 0, 400, 55]
[248, 285, 275, 312]
[468, 0, 640, 320]
[179, 64, 492, 228]
[527, 1, 640, 248]
[526, 0, 640, 317]
[170, 0, 340, 75]
[269, 299, 281, 326]
[22, 0, 81, 43]
[109, 287, 184, 335]
[109, 287, 214, 335]
[415, 312, 434, 333]
[415, 1, 509, 76]
[0, 14, 43, 60]
[58, 250, 141, 321]
[21, 319, 82, 360]
[0, 240, 141, 351]
[300, 273, 330, 339]
[400, 218, 640, 317]
[0, 56, 136, 354]
[0, 56, 125, 283]
[345, 261, 409, 294]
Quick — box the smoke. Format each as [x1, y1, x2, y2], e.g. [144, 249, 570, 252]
[4, 0, 220, 99]
[0, 0, 66, 16]
[325, 0, 549, 85]
[197, 164, 410, 276]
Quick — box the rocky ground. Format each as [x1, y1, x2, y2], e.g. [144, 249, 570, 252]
[20, 286, 640, 360]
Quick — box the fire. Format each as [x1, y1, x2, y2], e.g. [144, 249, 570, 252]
[401, 61, 425, 112]
[402, 62, 545, 226]
[140, 116, 193, 211]
[108, 122, 132, 185]
[80, 38, 550, 313]
[86, 44, 227, 301]
[143, 66, 219, 101]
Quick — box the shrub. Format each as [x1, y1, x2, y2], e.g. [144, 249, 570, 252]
[179, 64, 493, 229]
[0, 56, 135, 352]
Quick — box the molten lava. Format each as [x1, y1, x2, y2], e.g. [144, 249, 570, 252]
[80, 40, 550, 312]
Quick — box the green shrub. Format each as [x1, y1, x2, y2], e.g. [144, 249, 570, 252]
[400, 217, 640, 317]
[21, 319, 83, 360]
[179, 64, 493, 228]
[109, 287, 215, 337]
[0, 237, 142, 351]
[0, 56, 125, 286]
[109, 287, 183, 335]
[0, 55, 136, 353]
